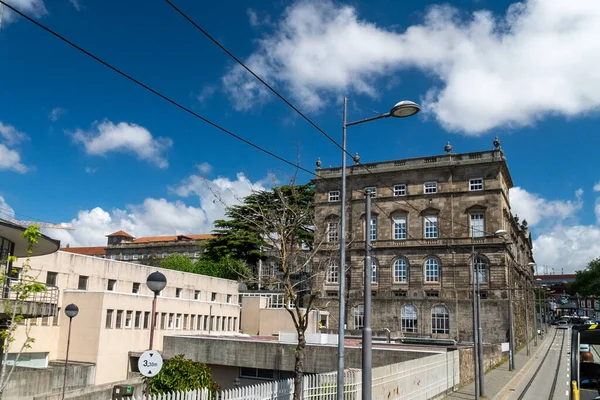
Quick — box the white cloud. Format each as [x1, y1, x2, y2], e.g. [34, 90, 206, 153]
[533, 225, 600, 274]
[0, 144, 28, 173]
[224, 0, 600, 133]
[49, 108, 66, 122]
[84, 167, 98, 174]
[72, 120, 172, 168]
[47, 170, 269, 247]
[1, 0, 47, 24]
[197, 85, 217, 104]
[0, 122, 28, 145]
[68, 0, 81, 11]
[509, 187, 583, 227]
[0, 196, 16, 219]
[593, 182, 600, 192]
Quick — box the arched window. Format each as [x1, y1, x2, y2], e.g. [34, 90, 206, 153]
[425, 258, 439, 282]
[475, 256, 487, 283]
[393, 259, 407, 283]
[431, 305, 449, 334]
[401, 305, 418, 333]
[371, 259, 377, 283]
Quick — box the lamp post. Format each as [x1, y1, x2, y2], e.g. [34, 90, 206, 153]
[62, 303, 79, 400]
[338, 97, 419, 400]
[145, 271, 167, 399]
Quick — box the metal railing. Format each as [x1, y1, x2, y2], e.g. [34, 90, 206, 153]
[1, 280, 59, 318]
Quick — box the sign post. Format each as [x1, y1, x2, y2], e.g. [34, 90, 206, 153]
[138, 350, 163, 398]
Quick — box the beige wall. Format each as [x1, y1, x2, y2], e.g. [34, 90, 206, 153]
[240, 297, 319, 337]
[11, 251, 241, 385]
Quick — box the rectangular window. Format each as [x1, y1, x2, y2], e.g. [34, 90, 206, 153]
[424, 182, 437, 194]
[78, 275, 88, 290]
[469, 178, 484, 191]
[132, 254, 139, 260]
[327, 222, 339, 243]
[424, 215, 438, 238]
[162, 252, 168, 259]
[132, 282, 140, 294]
[210, 316, 215, 331]
[168, 313, 174, 329]
[105, 309, 114, 328]
[143, 312, 150, 329]
[204, 315, 209, 330]
[354, 305, 364, 329]
[107, 279, 117, 291]
[216, 316, 221, 331]
[197, 315, 203, 330]
[369, 218, 377, 241]
[371, 261, 377, 283]
[227, 294, 232, 303]
[240, 367, 275, 380]
[134, 311, 142, 329]
[183, 252, 189, 257]
[222, 317, 226, 331]
[194, 251, 201, 258]
[115, 310, 123, 328]
[233, 317, 238, 331]
[175, 314, 182, 329]
[328, 190, 340, 202]
[393, 184, 406, 197]
[211, 292, 217, 302]
[142, 254, 148, 259]
[393, 216, 407, 240]
[470, 213, 485, 238]
[123, 254, 130, 261]
[53, 308, 60, 326]
[176, 288, 182, 298]
[327, 265, 339, 283]
[365, 187, 376, 198]
[228, 317, 232, 331]
[110, 255, 116, 260]
[194, 290, 201, 300]
[45, 271, 58, 286]
[161, 313, 167, 330]
[183, 314, 188, 329]
[125, 311, 133, 328]
[190, 315, 196, 330]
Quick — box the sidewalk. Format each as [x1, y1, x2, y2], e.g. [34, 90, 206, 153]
[444, 330, 552, 400]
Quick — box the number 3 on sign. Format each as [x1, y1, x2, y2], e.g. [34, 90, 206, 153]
[138, 350, 164, 378]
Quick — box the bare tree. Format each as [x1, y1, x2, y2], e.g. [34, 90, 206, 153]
[206, 179, 336, 400]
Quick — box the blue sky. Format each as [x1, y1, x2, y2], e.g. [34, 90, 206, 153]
[0, 0, 599, 273]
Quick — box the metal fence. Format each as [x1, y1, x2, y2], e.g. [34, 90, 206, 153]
[119, 352, 459, 400]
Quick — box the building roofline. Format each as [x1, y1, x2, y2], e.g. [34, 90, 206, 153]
[0, 219, 60, 257]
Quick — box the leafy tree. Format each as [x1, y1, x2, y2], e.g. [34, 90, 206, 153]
[160, 254, 195, 273]
[150, 355, 219, 394]
[194, 256, 250, 281]
[0, 225, 48, 396]
[571, 257, 600, 296]
[206, 181, 332, 400]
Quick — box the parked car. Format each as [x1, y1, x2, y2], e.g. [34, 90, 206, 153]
[551, 319, 560, 326]
[557, 320, 570, 329]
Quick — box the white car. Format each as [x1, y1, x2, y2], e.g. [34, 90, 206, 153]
[580, 343, 590, 352]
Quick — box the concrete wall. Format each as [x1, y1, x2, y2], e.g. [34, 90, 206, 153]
[34, 378, 144, 400]
[163, 335, 438, 375]
[457, 344, 505, 387]
[3, 363, 95, 400]
[240, 297, 320, 337]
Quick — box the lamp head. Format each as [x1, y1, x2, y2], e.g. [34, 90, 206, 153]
[146, 271, 167, 294]
[390, 101, 420, 118]
[64, 303, 79, 319]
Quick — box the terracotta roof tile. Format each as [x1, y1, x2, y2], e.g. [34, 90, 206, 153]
[60, 246, 106, 256]
[106, 230, 134, 238]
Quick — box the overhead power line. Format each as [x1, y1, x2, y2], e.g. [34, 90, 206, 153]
[0, 0, 317, 177]
[161, 1, 495, 237]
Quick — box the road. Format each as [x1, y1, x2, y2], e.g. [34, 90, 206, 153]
[507, 328, 571, 400]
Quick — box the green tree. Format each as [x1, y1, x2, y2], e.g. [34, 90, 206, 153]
[150, 355, 219, 394]
[160, 254, 195, 273]
[194, 256, 250, 281]
[0, 225, 48, 396]
[571, 257, 600, 296]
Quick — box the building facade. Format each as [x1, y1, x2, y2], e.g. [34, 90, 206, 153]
[313, 142, 535, 345]
[11, 251, 240, 385]
[61, 230, 214, 264]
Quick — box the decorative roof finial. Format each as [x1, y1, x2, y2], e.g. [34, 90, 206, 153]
[315, 157, 322, 170]
[444, 141, 453, 153]
[353, 153, 360, 164]
[493, 136, 501, 149]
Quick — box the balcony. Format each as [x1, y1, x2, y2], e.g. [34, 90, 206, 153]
[0, 281, 59, 320]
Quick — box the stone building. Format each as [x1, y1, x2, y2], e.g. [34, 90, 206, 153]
[312, 140, 535, 345]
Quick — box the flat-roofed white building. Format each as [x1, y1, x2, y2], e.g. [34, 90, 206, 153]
[11, 251, 240, 385]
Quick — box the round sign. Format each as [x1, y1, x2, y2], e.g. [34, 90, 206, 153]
[138, 350, 163, 377]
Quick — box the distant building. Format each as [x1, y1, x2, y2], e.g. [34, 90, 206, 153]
[61, 230, 214, 263]
[312, 141, 535, 345]
[12, 251, 240, 385]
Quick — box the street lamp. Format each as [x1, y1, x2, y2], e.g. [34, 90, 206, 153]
[62, 303, 79, 400]
[145, 271, 167, 399]
[338, 97, 419, 400]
